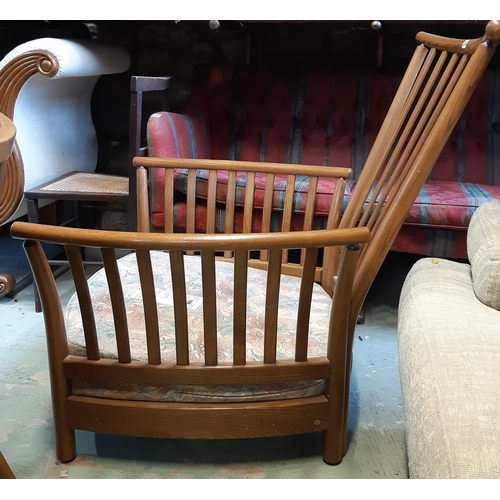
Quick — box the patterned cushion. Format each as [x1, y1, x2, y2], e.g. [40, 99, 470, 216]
[164, 202, 332, 235]
[170, 179, 500, 232]
[390, 225, 467, 260]
[406, 181, 500, 229]
[467, 202, 500, 310]
[173, 169, 353, 216]
[65, 252, 332, 403]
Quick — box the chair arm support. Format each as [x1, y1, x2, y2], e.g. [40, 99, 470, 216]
[11, 221, 370, 252]
[133, 156, 352, 180]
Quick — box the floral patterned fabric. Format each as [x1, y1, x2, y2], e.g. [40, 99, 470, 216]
[65, 252, 332, 402]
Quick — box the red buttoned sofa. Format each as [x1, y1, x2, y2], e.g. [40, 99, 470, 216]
[145, 65, 500, 259]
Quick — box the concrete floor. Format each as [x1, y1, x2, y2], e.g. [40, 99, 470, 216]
[0, 222, 420, 479]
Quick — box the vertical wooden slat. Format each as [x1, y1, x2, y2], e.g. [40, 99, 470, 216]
[233, 249, 248, 365]
[322, 178, 347, 296]
[224, 170, 237, 257]
[264, 249, 282, 364]
[100, 248, 131, 364]
[327, 178, 346, 231]
[300, 175, 319, 266]
[302, 176, 318, 232]
[281, 174, 296, 263]
[136, 166, 151, 233]
[295, 247, 319, 362]
[185, 168, 197, 254]
[65, 244, 99, 361]
[260, 172, 275, 261]
[163, 167, 174, 234]
[169, 250, 190, 365]
[360, 50, 449, 228]
[206, 169, 218, 234]
[201, 250, 218, 366]
[186, 168, 197, 233]
[341, 44, 428, 229]
[281, 174, 296, 233]
[136, 249, 161, 365]
[367, 53, 466, 232]
[243, 171, 256, 233]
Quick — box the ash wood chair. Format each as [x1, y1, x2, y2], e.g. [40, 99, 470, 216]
[11, 211, 370, 466]
[10, 21, 500, 467]
[134, 19, 500, 454]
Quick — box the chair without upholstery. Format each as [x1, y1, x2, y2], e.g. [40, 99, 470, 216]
[10, 21, 500, 466]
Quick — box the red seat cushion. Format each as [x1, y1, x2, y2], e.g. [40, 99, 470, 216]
[406, 181, 500, 229]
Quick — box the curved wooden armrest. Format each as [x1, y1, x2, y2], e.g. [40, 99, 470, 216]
[416, 19, 500, 53]
[10, 221, 370, 252]
[133, 156, 352, 180]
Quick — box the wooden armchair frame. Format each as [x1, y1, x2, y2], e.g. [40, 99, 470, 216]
[11, 218, 369, 466]
[9, 21, 500, 467]
[132, 20, 500, 457]
[136, 157, 350, 293]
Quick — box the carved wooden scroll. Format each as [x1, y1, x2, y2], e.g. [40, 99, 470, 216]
[0, 50, 59, 224]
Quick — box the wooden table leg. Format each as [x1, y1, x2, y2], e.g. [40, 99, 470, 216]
[27, 198, 42, 313]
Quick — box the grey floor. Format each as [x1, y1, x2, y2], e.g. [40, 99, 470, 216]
[0, 221, 420, 479]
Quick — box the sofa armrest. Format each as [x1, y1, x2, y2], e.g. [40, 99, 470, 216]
[0, 37, 130, 78]
[467, 201, 500, 309]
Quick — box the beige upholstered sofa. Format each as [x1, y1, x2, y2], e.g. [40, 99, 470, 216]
[398, 201, 500, 479]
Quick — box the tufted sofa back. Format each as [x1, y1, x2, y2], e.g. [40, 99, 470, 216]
[188, 65, 500, 185]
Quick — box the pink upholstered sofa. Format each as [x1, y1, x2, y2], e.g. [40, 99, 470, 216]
[146, 66, 500, 259]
